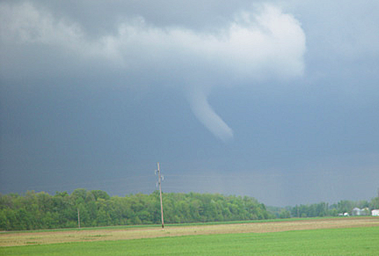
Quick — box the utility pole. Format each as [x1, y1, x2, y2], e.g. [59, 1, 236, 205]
[156, 162, 165, 229]
[77, 208, 81, 229]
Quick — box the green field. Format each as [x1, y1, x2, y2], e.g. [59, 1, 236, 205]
[1, 226, 378, 256]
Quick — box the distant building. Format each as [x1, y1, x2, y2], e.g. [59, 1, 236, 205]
[352, 208, 360, 216]
[372, 209, 379, 216]
[352, 207, 370, 216]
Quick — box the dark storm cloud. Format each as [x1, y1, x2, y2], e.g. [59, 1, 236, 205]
[0, 1, 306, 141]
[22, 0, 262, 33]
[1, 0, 378, 206]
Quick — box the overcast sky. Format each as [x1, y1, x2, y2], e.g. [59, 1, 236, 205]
[1, 0, 378, 206]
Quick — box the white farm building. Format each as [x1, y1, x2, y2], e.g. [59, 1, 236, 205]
[352, 207, 370, 216]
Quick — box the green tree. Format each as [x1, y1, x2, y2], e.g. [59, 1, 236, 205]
[279, 209, 291, 219]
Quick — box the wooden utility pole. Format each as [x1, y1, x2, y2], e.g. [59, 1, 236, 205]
[157, 162, 165, 229]
[77, 208, 81, 229]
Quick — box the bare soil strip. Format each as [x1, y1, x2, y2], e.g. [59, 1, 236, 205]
[1, 217, 378, 247]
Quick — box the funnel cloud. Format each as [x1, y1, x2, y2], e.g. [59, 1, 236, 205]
[188, 86, 234, 142]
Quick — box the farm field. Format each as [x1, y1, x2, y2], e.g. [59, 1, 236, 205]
[1, 217, 379, 255]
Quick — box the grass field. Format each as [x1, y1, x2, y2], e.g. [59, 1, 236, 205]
[1, 217, 379, 255]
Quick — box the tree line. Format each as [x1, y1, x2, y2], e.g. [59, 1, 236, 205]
[0, 189, 273, 231]
[270, 198, 379, 218]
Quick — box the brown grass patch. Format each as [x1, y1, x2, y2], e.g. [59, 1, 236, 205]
[1, 217, 378, 247]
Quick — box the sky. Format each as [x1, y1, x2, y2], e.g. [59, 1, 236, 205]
[1, 0, 378, 206]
